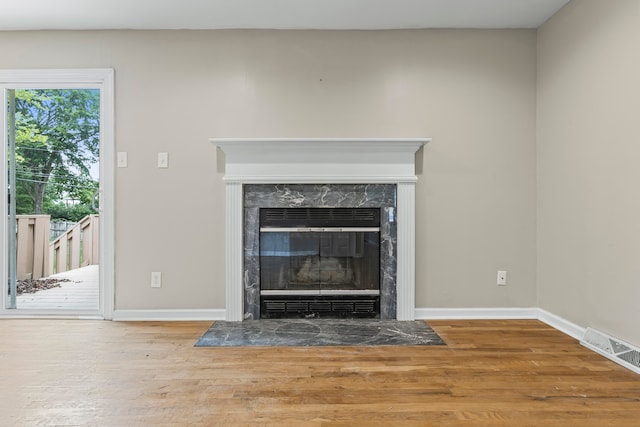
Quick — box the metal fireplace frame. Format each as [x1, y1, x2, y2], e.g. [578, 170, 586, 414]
[258, 207, 382, 319]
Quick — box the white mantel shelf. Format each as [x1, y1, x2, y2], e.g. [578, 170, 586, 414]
[214, 138, 430, 183]
[212, 138, 431, 321]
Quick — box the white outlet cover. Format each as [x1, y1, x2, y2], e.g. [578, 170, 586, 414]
[497, 270, 507, 285]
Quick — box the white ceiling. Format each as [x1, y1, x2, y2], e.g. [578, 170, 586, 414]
[0, 0, 570, 31]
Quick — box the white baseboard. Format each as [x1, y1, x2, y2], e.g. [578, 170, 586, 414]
[416, 307, 586, 341]
[110, 307, 582, 343]
[415, 307, 539, 320]
[112, 309, 225, 321]
[536, 308, 586, 341]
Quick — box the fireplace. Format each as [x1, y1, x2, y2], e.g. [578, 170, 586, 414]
[213, 138, 429, 321]
[243, 184, 397, 320]
[259, 207, 381, 318]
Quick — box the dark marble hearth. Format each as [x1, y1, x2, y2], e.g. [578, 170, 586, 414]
[195, 319, 446, 347]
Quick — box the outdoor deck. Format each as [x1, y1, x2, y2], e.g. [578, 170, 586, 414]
[16, 265, 99, 311]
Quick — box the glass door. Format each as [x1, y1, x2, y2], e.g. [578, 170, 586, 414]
[5, 87, 100, 312]
[259, 229, 380, 294]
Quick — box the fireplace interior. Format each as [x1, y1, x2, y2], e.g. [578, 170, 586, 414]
[259, 207, 380, 318]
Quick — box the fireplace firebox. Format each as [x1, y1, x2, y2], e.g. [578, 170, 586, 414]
[259, 207, 381, 318]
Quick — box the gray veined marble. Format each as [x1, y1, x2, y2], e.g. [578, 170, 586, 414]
[379, 206, 397, 319]
[244, 184, 397, 209]
[243, 207, 260, 320]
[243, 184, 398, 320]
[195, 319, 446, 347]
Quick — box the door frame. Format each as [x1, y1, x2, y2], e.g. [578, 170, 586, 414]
[0, 69, 114, 319]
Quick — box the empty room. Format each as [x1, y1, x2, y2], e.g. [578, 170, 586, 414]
[1, 0, 639, 425]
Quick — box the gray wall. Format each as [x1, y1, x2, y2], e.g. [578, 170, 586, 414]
[0, 29, 538, 311]
[537, 0, 640, 345]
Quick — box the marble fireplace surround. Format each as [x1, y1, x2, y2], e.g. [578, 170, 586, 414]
[213, 138, 430, 321]
[244, 184, 396, 320]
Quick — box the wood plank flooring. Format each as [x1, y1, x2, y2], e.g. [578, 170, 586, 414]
[0, 319, 639, 426]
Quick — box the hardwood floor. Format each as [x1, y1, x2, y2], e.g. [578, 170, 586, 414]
[1, 319, 639, 426]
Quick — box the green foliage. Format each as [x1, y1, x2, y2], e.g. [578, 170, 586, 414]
[12, 89, 100, 214]
[46, 203, 96, 222]
[14, 191, 34, 215]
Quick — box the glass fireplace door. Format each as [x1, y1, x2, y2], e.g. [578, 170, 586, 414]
[259, 229, 380, 295]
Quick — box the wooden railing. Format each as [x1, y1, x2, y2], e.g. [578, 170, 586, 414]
[15, 215, 51, 280]
[14, 214, 100, 279]
[49, 214, 99, 275]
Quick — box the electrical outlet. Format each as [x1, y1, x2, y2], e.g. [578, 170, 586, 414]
[151, 271, 162, 288]
[497, 270, 507, 285]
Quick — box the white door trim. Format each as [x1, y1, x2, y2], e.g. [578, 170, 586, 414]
[0, 69, 115, 319]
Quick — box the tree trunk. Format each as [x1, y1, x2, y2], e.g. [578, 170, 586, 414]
[33, 181, 47, 214]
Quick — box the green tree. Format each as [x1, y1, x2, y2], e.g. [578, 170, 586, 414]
[14, 89, 100, 215]
[46, 203, 97, 223]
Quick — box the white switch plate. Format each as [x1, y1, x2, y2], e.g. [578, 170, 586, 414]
[157, 152, 168, 168]
[497, 270, 507, 285]
[117, 151, 128, 167]
[151, 272, 162, 288]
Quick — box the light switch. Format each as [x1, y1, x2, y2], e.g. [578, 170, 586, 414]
[157, 152, 168, 168]
[117, 151, 128, 168]
[151, 272, 162, 288]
